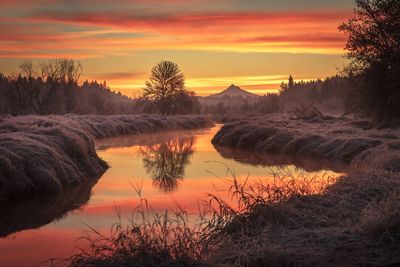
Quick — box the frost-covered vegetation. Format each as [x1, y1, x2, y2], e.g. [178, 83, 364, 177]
[2, 0, 399, 265]
[64, 169, 338, 267]
[0, 115, 212, 201]
[67, 113, 400, 266]
[209, 114, 400, 265]
[208, 169, 400, 266]
[212, 114, 399, 166]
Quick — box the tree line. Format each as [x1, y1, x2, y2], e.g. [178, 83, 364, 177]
[204, 0, 400, 121]
[0, 60, 200, 115]
[0, 59, 138, 115]
[200, 75, 350, 115]
[1, 0, 399, 120]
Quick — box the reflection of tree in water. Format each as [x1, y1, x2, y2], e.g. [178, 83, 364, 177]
[139, 137, 195, 193]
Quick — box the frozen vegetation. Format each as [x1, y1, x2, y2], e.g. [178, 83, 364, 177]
[212, 114, 400, 167]
[0, 115, 212, 201]
[64, 113, 400, 266]
[208, 114, 400, 265]
[208, 167, 400, 266]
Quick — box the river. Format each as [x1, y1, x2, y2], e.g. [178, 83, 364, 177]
[0, 125, 343, 266]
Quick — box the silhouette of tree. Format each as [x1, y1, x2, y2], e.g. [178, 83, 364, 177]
[171, 90, 200, 114]
[143, 61, 199, 115]
[40, 59, 82, 114]
[0, 73, 7, 113]
[0, 60, 142, 115]
[139, 137, 195, 193]
[7, 74, 32, 114]
[307, 86, 319, 103]
[261, 93, 280, 114]
[288, 75, 294, 89]
[143, 61, 184, 115]
[339, 0, 400, 118]
[279, 76, 294, 96]
[279, 81, 289, 95]
[340, 0, 400, 70]
[9, 59, 82, 114]
[60, 59, 82, 113]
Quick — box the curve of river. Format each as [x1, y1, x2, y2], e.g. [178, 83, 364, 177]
[0, 125, 345, 266]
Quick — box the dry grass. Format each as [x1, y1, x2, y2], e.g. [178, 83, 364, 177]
[360, 189, 400, 241]
[211, 114, 399, 164]
[63, 185, 218, 267]
[0, 115, 212, 201]
[209, 168, 400, 266]
[62, 152, 400, 266]
[60, 168, 341, 267]
[41, 114, 400, 266]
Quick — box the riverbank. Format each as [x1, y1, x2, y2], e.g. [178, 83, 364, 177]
[68, 114, 400, 266]
[0, 115, 212, 201]
[212, 114, 399, 166]
[208, 114, 400, 266]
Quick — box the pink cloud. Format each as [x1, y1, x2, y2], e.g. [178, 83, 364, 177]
[0, 10, 350, 59]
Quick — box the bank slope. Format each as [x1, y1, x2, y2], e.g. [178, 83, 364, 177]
[0, 115, 212, 201]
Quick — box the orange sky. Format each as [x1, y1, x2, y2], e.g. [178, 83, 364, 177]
[0, 0, 353, 96]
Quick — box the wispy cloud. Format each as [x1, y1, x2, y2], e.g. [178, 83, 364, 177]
[87, 71, 145, 81]
[0, 0, 351, 94]
[0, 10, 349, 58]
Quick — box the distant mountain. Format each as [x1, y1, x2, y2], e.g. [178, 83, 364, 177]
[208, 84, 260, 98]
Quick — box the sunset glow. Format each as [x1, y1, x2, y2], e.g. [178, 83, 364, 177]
[0, 0, 353, 96]
[1, 1, 399, 265]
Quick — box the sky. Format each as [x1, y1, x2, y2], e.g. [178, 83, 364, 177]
[0, 0, 354, 96]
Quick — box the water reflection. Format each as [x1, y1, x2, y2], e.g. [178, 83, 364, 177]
[0, 180, 97, 238]
[0, 126, 346, 267]
[213, 144, 347, 173]
[139, 137, 195, 193]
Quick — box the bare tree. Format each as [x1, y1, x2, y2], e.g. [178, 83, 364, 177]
[36, 59, 82, 114]
[143, 61, 186, 115]
[60, 59, 82, 113]
[18, 61, 42, 114]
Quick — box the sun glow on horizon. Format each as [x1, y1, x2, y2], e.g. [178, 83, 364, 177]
[0, 0, 353, 97]
[88, 74, 330, 97]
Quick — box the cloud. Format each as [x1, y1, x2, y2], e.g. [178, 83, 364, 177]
[0, 2, 350, 94]
[30, 10, 348, 31]
[87, 71, 145, 81]
[0, 9, 349, 60]
[237, 34, 346, 46]
[0, 0, 352, 57]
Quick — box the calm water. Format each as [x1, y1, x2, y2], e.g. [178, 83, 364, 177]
[0, 125, 343, 266]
